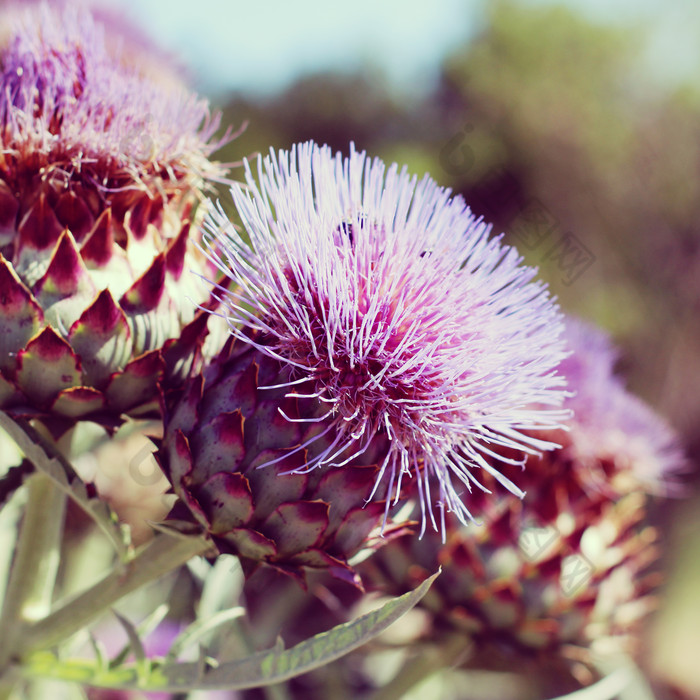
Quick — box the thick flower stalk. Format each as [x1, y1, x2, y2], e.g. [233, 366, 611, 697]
[0, 2, 229, 430]
[199, 142, 569, 533]
[361, 318, 685, 670]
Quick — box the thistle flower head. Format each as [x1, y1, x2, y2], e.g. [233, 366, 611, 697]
[0, 1, 225, 194]
[203, 142, 569, 532]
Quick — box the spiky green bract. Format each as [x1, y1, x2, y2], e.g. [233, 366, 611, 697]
[201, 142, 569, 534]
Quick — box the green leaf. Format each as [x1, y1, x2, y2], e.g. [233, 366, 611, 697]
[112, 611, 148, 681]
[109, 604, 170, 670]
[0, 411, 130, 559]
[194, 554, 245, 620]
[0, 459, 33, 509]
[166, 606, 245, 661]
[86, 633, 108, 675]
[22, 569, 441, 692]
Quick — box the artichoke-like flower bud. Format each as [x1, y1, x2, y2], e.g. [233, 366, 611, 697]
[158, 334, 400, 584]
[0, 2, 229, 429]
[199, 142, 570, 535]
[362, 319, 685, 669]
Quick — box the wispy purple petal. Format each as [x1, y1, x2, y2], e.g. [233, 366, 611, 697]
[561, 317, 686, 492]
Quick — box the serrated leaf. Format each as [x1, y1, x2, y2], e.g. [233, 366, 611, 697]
[0, 411, 130, 559]
[21, 570, 440, 692]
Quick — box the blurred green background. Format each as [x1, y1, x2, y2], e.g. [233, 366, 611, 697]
[105, 0, 700, 696]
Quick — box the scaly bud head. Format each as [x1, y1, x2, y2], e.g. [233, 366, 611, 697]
[157, 334, 409, 585]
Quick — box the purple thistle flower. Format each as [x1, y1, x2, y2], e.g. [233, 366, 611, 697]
[202, 142, 570, 533]
[560, 318, 685, 493]
[0, 1, 226, 194]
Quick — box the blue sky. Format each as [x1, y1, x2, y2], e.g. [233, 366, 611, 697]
[95, 0, 481, 96]
[94, 0, 699, 98]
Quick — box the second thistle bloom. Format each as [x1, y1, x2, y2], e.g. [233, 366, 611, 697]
[358, 319, 685, 683]
[203, 143, 569, 530]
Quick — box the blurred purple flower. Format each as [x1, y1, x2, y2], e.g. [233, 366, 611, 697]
[202, 142, 569, 533]
[0, 0, 226, 191]
[85, 621, 237, 700]
[560, 318, 685, 493]
[359, 318, 686, 665]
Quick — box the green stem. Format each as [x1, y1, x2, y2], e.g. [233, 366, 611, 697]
[0, 673, 19, 700]
[366, 635, 472, 700]
[15, 532, 211, 657]
[229, 618, 293, 700]
[0, 473, 66, 669]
